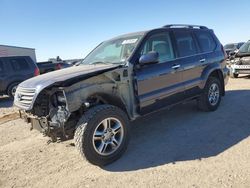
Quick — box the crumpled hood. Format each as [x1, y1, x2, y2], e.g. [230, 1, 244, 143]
[19, 64, 119, 89]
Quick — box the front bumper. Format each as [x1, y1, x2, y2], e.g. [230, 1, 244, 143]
[19, 110, 71, 142]
[19, 110, 49, 133]
[230, 64, 250, 74]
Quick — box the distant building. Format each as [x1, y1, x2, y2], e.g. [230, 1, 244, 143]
[0, 45, 37, 62]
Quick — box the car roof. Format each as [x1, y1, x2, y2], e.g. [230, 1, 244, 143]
[107, 25, 211, 41]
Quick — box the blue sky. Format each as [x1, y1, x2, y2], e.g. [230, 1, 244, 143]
[0, 0, 249, 61]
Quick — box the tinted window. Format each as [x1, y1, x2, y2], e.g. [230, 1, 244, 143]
[175, 31, 197, 57]
[141, 32, 175, 63]
[9, 58, 29, 71]
[237, 43, 244, 49]
[195, 31, 216, 52]
[0, 60, 4, 73]
[239, 41, 250, 53]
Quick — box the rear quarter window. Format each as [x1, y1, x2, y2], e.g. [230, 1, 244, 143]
[195, 31, 216, 53]
[9, 58, 30, 71]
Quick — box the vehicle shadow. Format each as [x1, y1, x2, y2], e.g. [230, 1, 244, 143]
[0, 96, 13, 108]
[104, 90, 250, 172]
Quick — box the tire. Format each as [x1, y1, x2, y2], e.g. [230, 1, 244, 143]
[7, 82, 19, 99]
[197, 77, 222, 112]
[230, 73, 238, 78]
[74, 104, 130, 166]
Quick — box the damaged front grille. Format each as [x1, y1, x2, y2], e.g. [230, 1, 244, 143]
[32, 92, 50, 117]
[14, 87, 36, 110]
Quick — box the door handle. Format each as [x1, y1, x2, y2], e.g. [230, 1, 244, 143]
[200, 58, 206, 63]
[172, 64, 181, 69]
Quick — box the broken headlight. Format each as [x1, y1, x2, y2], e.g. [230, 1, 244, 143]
[55, 91, 67, 106]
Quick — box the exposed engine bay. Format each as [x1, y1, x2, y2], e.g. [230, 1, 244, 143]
[21, 88, 74, 142]
[17, 65, 136, 142]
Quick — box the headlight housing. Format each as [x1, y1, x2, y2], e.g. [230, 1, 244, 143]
[52, 90, 67, 106]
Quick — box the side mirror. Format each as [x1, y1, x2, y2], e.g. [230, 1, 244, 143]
[139, 51, 159, 65]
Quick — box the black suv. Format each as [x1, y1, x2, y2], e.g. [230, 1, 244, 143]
[0, 56, 39, 98]
[15, 25, 229, 166]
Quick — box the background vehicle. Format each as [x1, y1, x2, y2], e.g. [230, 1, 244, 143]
[0, 56, 39, 98]
[224, 42, 244, 56]
[15, 24, 228, 166]
[37, 60, 72, 74]
[228, 40, 250, 78]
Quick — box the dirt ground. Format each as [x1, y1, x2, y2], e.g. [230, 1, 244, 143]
[0, 77, 250, 188]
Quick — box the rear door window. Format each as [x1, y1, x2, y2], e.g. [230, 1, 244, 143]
[9, 57, 30, 71]
[174, 31, 198, 58]
[195, 31, 216, 53]
[0, 59, 4, 73]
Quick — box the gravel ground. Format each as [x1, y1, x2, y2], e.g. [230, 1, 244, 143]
[0, 78, 250, 188]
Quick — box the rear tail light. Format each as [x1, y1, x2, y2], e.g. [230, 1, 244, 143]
[34, 67, 40, 76]
[221, 44, 228, 59]
[56, 63, 62, 70]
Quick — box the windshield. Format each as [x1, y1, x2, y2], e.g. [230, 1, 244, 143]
[238, 41, 250, 54]
[80, 35, 142, 65]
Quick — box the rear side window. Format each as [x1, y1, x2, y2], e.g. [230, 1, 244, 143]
[195, 31, 216, 53]
[0, 59, 4, 73]
[174, 31, 198, 57]
[9, 58, 30, 71]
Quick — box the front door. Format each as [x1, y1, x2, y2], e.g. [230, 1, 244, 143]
[134, 31, 185, 115]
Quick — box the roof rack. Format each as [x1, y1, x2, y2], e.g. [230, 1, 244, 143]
[163, 24, 208, 29]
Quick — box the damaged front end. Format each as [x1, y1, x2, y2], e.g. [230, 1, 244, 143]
[18, 88, 74, 142]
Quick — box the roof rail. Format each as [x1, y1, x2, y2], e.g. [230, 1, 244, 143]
[163, 24, 208, 29]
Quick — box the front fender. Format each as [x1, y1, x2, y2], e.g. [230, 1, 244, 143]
[65, 83, 117, 112]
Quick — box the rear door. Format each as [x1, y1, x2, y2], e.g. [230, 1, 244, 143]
[134, 31, 185, 114]
[193, 30, 218, 87]
[0, 59, 7, 92]
[193, 30, 218, 69]
[173, 30, 204, 98]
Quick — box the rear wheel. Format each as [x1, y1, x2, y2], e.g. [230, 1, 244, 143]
[7, 82, 19, 99]
[74, 105, 130, 166]
[198, 77, 222, 111]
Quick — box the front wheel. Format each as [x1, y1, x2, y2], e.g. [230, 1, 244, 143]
[74, 105, 130, 166]
[197, 77, 222, 111]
